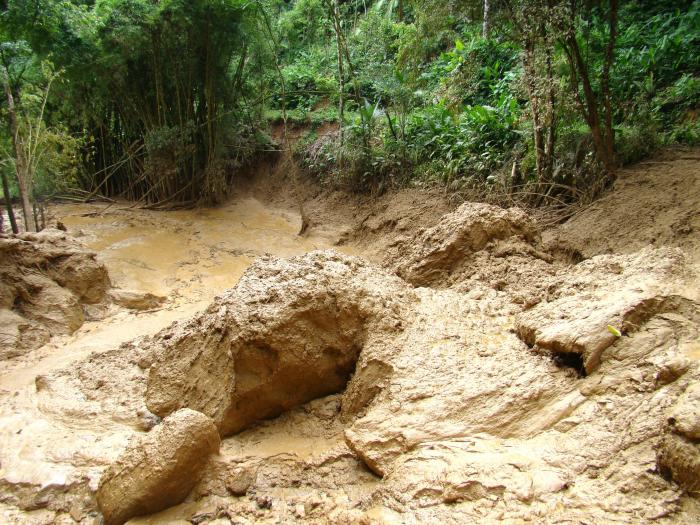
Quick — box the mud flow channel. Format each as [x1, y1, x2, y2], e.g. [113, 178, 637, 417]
[0, 198, 358, 524]
[59, 198, 351, 302]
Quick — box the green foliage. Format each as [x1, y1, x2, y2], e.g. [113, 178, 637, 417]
[1, 0, 698, 203]
[278, 49, 337, 110]
[2, 0, 267, 205]
[404, 96, 520, 182]
[32, 127, 83, 197]
[277, 0, 327, 51]
[425, 37, 519, 107]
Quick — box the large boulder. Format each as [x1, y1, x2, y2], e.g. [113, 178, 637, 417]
[97, 408, 220, 525]
[0, 229, 110, 356]
[144, 251, 412, 436]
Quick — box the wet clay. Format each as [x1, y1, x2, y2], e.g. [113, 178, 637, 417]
[1, 149, 700, 524]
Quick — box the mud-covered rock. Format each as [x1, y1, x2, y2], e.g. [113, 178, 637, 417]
[145, 251, 412, 436]
[657, 434, 700, 493]
[97, 408, 220, 525]
[0, 309, 47, 358]
[109, 289, 166, 311]
[386, 202, 540, 287]
[342, 287, 575, 476]
[515, 249, 689, 374]
[0, 229, 110, 357]
[668, 383, 700, 440]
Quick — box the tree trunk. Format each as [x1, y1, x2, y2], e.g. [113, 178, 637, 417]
[522, 40, 545, 182]
[1, 66, 36, 232]
[328, 0, 346, 151]
[601, 0, 618, 174]
[1, 168, 19, 234]
[543, 34, 556, 181]
[483, 0, 491, 39]
[560, 0, 618, 178]
[565, 36, 615, 175]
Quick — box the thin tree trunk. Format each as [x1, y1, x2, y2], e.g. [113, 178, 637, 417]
[258, 6, 288, 144]
[544, 29, 556, 181]
[522, 40, 544, 182]
[32, 200, 39, 232]
[601, 0, 618, 173]
[328, 0, 346, 150]
[560, 0, 618, 177]
[1, 168, 19, 234]
[483, 0, 491, 39]
[566, 36, 614, 174]
[1, 66, 35, 232]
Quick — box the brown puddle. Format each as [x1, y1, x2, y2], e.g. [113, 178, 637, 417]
[57, 198, 352, 302]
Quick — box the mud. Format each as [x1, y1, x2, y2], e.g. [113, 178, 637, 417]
[1, 148, 699, 524]
[0, 229, 110, 357]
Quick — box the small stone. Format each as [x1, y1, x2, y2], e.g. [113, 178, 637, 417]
[135, 408, 161, 431]
[255, 495, 272, 510]
[109, 289, 166, 311]
[69, 501, 84, 522]
[226, 468, 257, 497]
[294, 503, 306, 518]
[190, 505, 217, 525]
[657, 433, 700, 492]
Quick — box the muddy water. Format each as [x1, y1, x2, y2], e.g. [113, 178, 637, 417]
[58, 198, 351, 301]
[0, 197, 355, 517]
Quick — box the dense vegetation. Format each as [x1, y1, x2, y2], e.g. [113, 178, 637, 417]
[1, 0, 698, 232]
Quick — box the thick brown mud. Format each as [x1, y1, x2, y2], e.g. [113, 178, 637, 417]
[1, 148, 699, 524]
[0, 197, 355, 524]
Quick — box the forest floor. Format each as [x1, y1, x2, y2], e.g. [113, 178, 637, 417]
[0, 147, 698, 524]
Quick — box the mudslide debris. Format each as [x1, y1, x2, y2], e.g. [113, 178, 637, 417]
[145, 251, 412, 436]
[0, 229, 110, 357]
[96, 408, 220, 525]
[3, 153, 700, 523]
[386, 202, 541, 286]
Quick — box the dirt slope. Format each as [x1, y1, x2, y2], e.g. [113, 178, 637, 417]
[545, 147, 700, 261]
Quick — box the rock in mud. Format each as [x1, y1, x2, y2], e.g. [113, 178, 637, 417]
[386, 202, 540, 287]
[515, 249, 688, 374]
[0, 229, 110, 357]
[657, 434, 700, 493]
[109, 289, 166, 311]
[97, 408, 220, 525]
[668, 383, 700, 440]
[145, 251, 411, 436]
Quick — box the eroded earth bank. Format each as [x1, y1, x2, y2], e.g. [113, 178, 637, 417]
[1, 149, 699, 524]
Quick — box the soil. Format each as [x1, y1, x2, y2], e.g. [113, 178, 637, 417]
[0, 147, 698, 524]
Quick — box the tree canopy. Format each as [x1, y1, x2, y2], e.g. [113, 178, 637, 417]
[1, 0, 698, 229]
